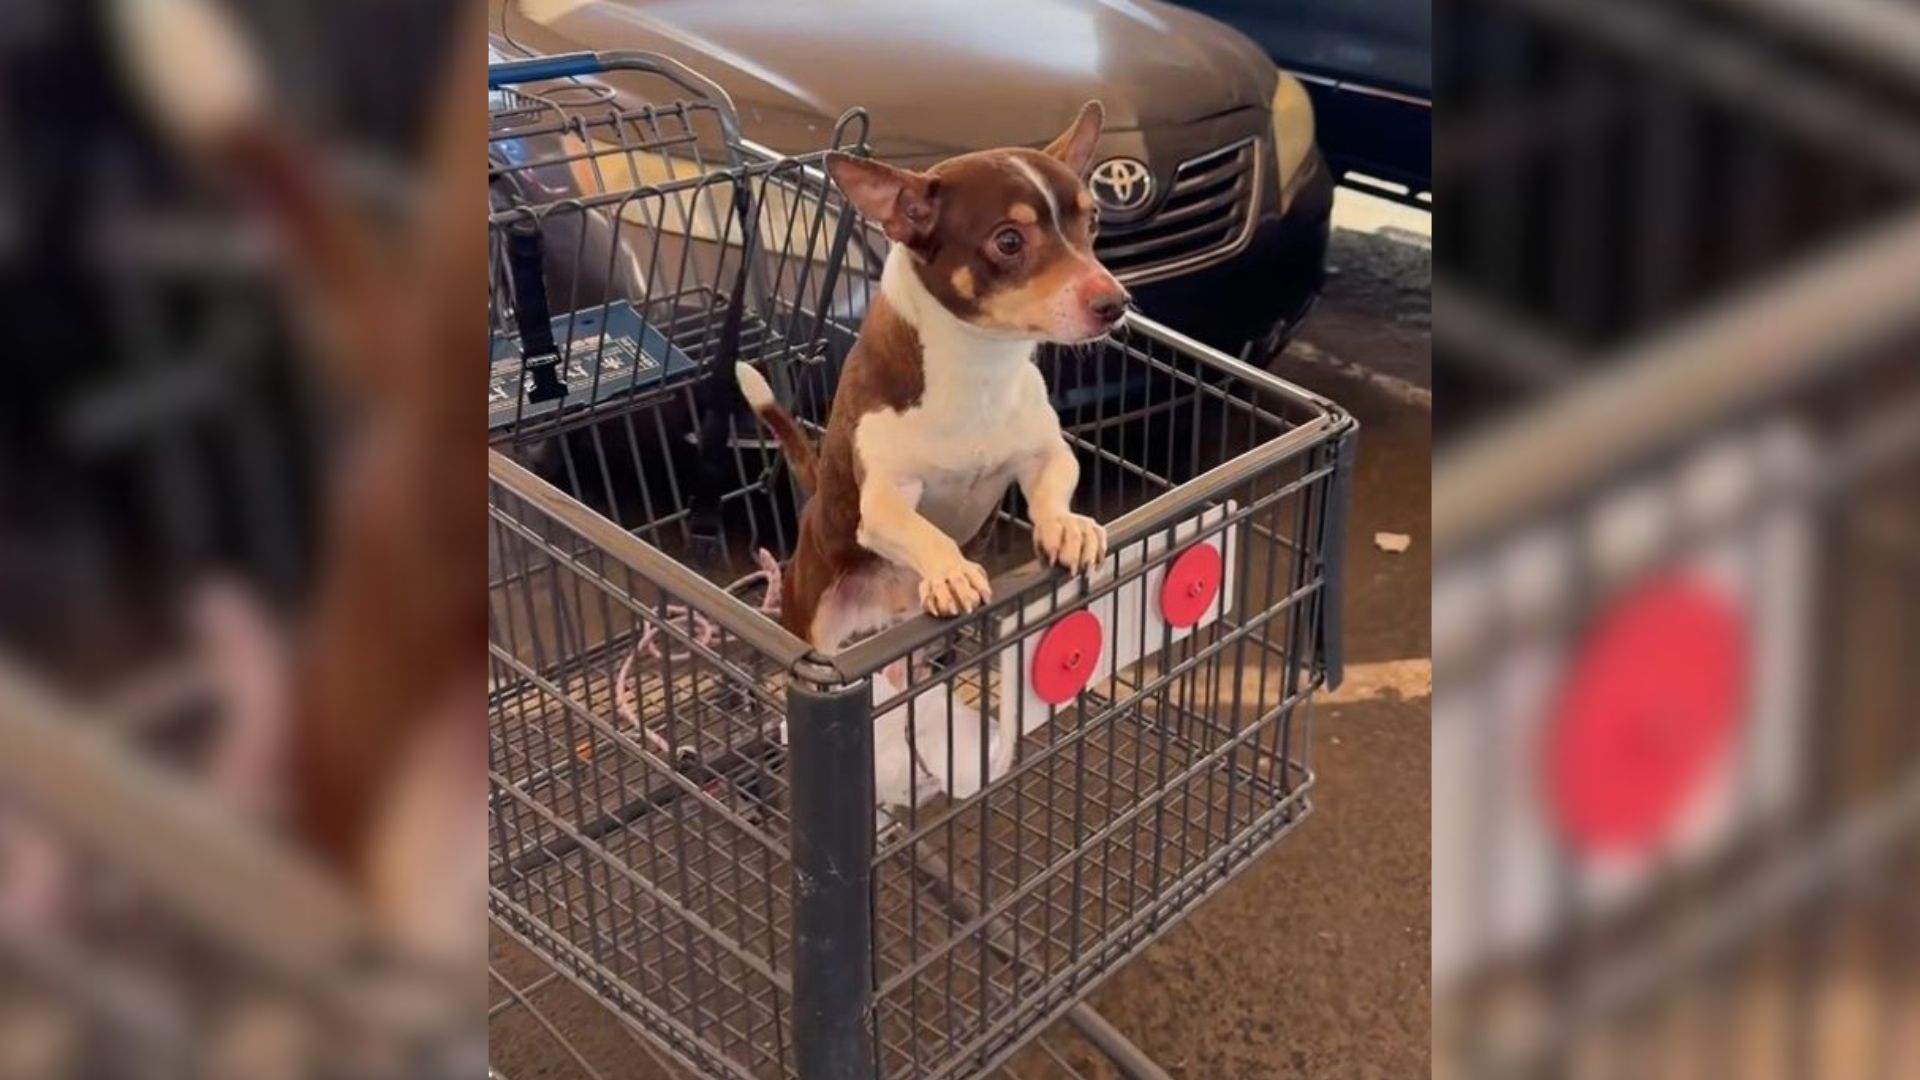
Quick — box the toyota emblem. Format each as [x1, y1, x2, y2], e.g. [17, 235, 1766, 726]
[1089, 157, 1153, 214]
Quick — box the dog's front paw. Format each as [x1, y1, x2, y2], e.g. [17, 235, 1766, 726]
[1034, 513, 1108, 573]
[919, 559, 992, 617]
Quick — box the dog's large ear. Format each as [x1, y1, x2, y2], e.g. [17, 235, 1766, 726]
[1044, 101, 1105, 178]
[824, 152, 937, 244]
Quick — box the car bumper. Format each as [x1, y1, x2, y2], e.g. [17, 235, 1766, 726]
[1126, 147, 1333, 358]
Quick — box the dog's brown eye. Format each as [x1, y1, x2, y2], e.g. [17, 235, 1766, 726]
[993, 228, 1024, 257]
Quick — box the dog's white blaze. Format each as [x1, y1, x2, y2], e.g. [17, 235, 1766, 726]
[1007, 155, 1106, 341]
[1008, 156, 1060, 224]
[111, 0, 266, 144]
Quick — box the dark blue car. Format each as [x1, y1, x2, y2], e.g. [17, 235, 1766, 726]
[1177, 0, 1431, 204]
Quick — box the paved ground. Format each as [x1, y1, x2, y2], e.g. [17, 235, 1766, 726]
[489, 191, 1433, 1080]
[1068, 193, 1433, 1079]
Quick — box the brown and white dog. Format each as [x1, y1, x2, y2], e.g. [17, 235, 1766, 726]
[739, 103, 1128, 653]
[113, 0, 486, 976]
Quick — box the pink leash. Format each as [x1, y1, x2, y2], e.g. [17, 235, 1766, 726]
[614, 549, 783, 756]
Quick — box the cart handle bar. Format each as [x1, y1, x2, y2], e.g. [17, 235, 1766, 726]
[488, 50, 744, 147]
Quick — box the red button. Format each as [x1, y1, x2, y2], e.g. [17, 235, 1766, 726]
[1030, 610, 1104, 705]
[1160, 543, 1224, 629]
[1545, 575, 1748, 857]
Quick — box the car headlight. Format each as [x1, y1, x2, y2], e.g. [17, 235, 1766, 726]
[1270, 73, 1317, 209]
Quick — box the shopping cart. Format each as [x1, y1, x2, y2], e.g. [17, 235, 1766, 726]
[486, 52, 1357, 1080]
[1433, 1, 1920, 1074]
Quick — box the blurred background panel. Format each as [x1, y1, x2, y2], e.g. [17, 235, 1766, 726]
[0, 0, 462, 675]
[1434, 0, 1920, 1076]
[0, 1, 480, 1077]
[484, 2, 1433, 1078]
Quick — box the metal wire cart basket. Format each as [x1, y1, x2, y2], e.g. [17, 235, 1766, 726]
[486, 53, 1357, 1080]
[1434, 1, 1920, 1075]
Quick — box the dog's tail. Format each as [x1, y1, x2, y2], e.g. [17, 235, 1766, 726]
[112, 0, 491, 895]
[110, 0, 401, 403]
[111, 0, 266, 150]
[735, 364, 817, 495]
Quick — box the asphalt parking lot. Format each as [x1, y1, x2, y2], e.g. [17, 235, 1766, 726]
[1060, 189, 1433, 1079]
[489, 189, 1434, 1080]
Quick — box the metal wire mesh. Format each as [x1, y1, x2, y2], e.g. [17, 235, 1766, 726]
[0, 654, 480, 1080]
[855, 335, 1341, 1079]
[489, 929, 1133, 1080]
[489, 318, 1350, 1079]
[1435, 1, 1920, 1075]
[485, 62, 1353, 1079]
[1433, 0, 1920, 441]
[0, 164, 321, 682]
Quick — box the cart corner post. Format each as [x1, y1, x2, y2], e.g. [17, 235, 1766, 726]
[1317, 419, 1360, 691]
[786, 665, 877, 1079]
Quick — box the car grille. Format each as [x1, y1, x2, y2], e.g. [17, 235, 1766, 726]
[1095, 138, 1258, 278]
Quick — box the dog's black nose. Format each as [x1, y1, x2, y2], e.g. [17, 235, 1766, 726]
[1090, 290, 1131, 324]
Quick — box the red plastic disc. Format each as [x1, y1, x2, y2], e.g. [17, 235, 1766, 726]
[1160, 543, 1224, 629]
[1545, 575, 1748, 857]
[1030, 610, 1104, 705]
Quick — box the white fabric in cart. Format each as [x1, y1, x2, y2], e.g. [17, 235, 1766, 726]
[780, 667, 1000, 810]
[869, 666, 998, 810]
[773, 502, 1240, 810]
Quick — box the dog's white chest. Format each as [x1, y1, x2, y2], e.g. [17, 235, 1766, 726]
[856, 364, 1056, 542]
[912, 439, 1022, 541]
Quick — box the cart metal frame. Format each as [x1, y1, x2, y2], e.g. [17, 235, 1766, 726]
[486, 52, 1357, 1080]
[1434, 1, 1920, 1074]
